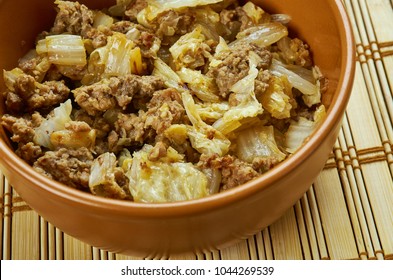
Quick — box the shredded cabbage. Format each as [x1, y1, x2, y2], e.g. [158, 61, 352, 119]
[36, 35, 87, 66]
[125, 144, 209, 203]
[89, 152, 129, 199]
[201, 167, 222, 194]
[229, 22, 288, 48]
[85, 33, 144, 83]
[236, 125, 286, 164]
[209, 36, 230, 68]
[169, 26, 212, 70]
[3, 68, 25, 91]
[285, 105, 326, 153]
[270, 59, 321, 107]
[195, 101, 229, 123]
[33, 99, 72, 149]
[177, 67, 220, 102]
[182, 91, 231, 156]
[260, 76, 294, 119]
[108, 0, 132, 17]
[242, 1, 265, 24]
[152, 58, 184, 91]
[140, 0, 224, 22]
[93, 11, 114, 28]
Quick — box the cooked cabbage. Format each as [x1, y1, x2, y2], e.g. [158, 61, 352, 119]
[33, 99, 72, 149]
[108, 0, 132, 17]
[169, 26, 212, 70]
[270, 59, 321, 107]
[93, 11, 114, 28]
[285, 105, 326, 153]
[152, 58, 184, 91]
[89, 152, 129, 199]
[209, 36, 231, 68]
[3, 68, 25, 91]
[85, 33, 144, 84]
[236, 125, 286, 164]
[229, 22, 288, 48]
[182, 91, 231, 156]
[177, 67, 220, 102]
[242, 1, 265, 24]
[125, 144, 209, 203]
[259, 76, 294, 119]
[36, 35, 87, 66]
[195, 101, 229, 123]
[140, 0, 224, 22]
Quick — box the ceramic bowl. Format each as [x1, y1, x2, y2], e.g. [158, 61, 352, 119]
[0, 0, 355, 257]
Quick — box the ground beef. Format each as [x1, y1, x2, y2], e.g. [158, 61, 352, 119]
[254, 69, 272, 99]
[18, 55, 51, 82]
[108, 112, 147, 152]
[110, 21, 137, 33]
[145, 88, 186, 136]
[108, 88, 186, 152]
[114, 75, 165, 110]
[220, 9, 241, 41]
[73, 80, 117, 116]
[2, 114, 36, 143]
[147, 141, 168, 161]
[235, 6, 255, 31]
[252, 157, 281, 174]
[73, 74, 165, 116]
[3, 73, 70, 113]
[33, 147, 94, 190]
[154, 10, 195, 44]
[124, 0, 148, 22]
[73, 109, 112, 139]
[1, 113, 44, 163]
[208, 43, 272, 98]
[198, 154, 261, 191]
[50, 0, 94, 37]
[16, 142, 44, 164]
[50, 1, 113, 49]
[277, 37, 313, 68]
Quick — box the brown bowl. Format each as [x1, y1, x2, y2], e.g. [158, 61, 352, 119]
[0, 0, 355, 257]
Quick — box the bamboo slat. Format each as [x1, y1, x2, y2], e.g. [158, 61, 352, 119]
[313, 170, 359, 260]
[1, 0, 393, 260]
[220, 240, 251, 260]
[269, 208, 303, 260]
[63, 233, 93, 260]
[11, 190, 40, 260]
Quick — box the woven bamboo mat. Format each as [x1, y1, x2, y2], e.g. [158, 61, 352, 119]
[1, 0, 392, 260]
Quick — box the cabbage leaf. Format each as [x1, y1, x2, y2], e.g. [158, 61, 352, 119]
[33, 99, 72, 149]
[182, 91, 231, 156]
[125, 144, 209, 203]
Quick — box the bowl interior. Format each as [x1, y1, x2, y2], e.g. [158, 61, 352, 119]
[0, 0, 352, 207]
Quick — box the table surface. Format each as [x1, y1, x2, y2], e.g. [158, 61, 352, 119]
[1, 0, 392, 260]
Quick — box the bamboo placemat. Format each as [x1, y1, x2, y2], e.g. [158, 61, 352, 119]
[1, 0, 392, 260]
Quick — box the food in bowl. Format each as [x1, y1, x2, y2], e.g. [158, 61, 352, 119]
[1, 0, 328, 203]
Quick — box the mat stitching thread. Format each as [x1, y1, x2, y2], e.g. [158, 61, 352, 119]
[325, 145, 391, 169]
[356, 41, 393, 61]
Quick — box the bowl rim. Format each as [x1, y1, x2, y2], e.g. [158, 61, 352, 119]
[0, 0, 356, 218]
